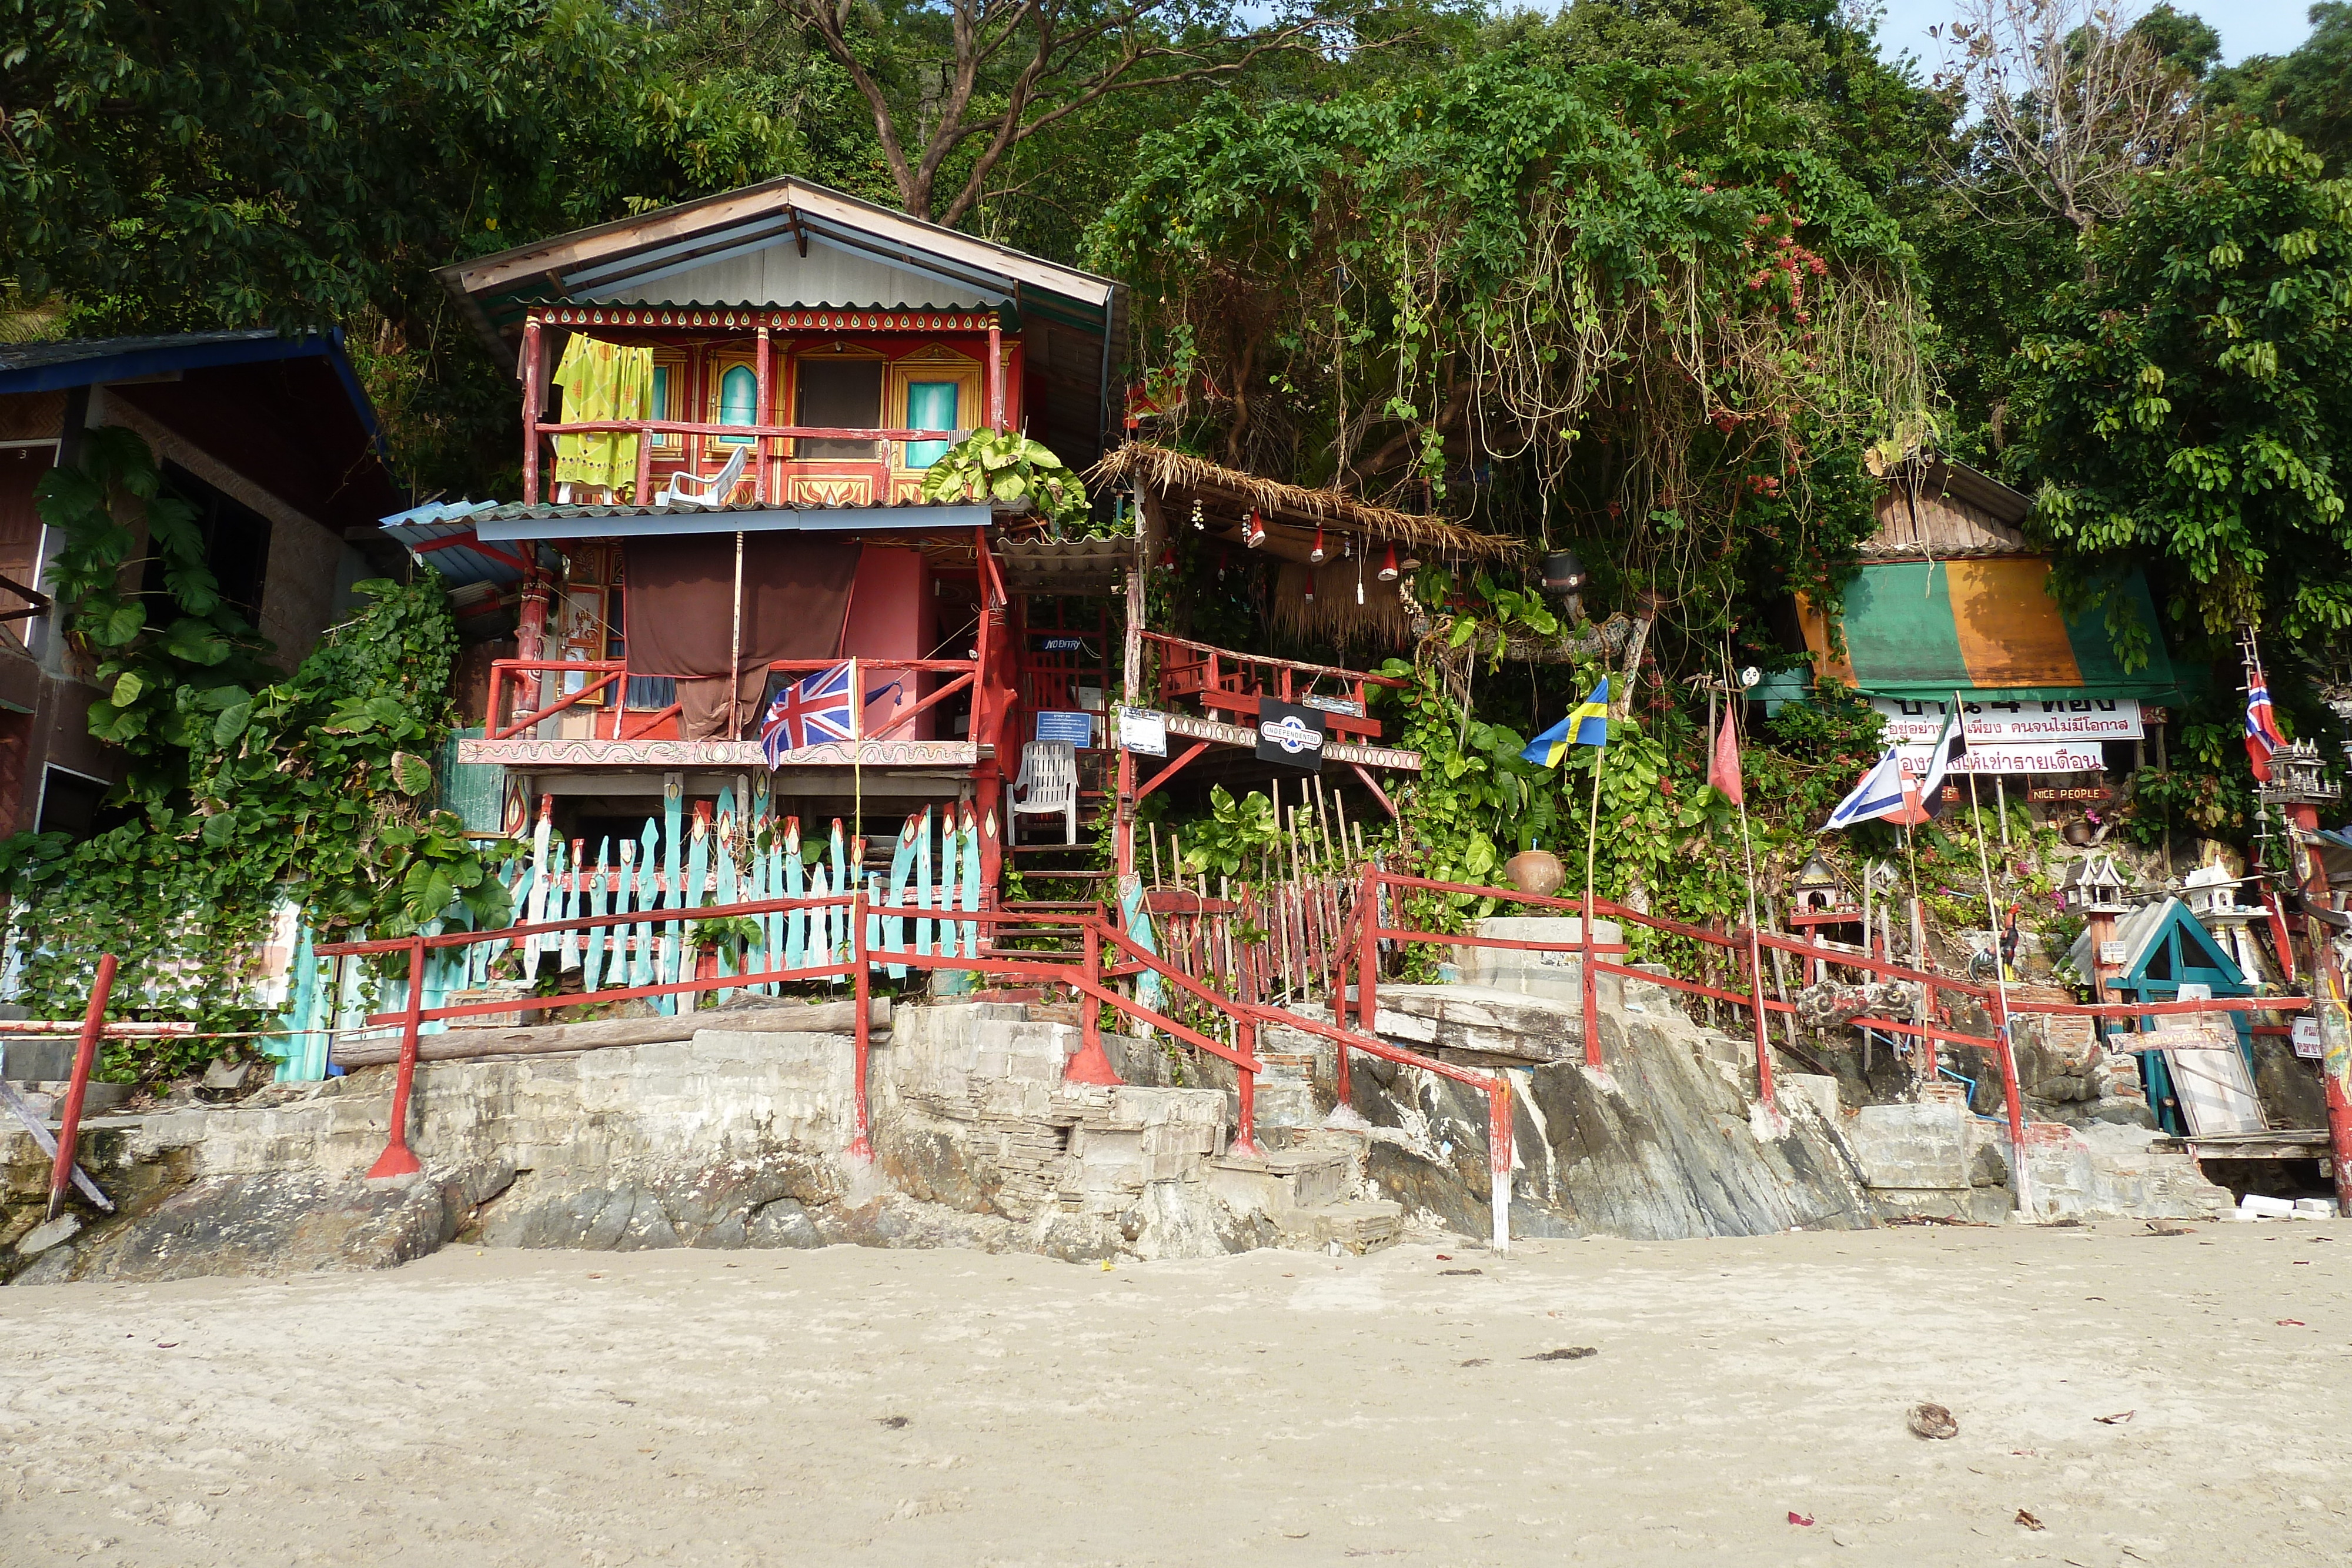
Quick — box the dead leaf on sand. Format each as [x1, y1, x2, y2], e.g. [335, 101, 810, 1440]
[2094, 1410, 2134, 1425]
[1439, 1268, 1483, 1276]
[1526, 1346, 1597, 1361]
[2016, 1509, 2046, 1531]
[1459, 1358, 1489, 1367]
[877, 1416, 910, 1429]
[1907, 1403, 1959, 1440]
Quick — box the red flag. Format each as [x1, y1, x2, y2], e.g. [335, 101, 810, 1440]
[1708, 708, 1744, 805]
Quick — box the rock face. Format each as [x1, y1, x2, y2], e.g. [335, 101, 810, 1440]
[1334, 1008, 1875, 1241]
[1, 1001, 1312, 1283]
[1844, 1094, 2231, 1223]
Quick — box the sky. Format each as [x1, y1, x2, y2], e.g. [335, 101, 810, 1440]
[1868, 0, 2320, 69]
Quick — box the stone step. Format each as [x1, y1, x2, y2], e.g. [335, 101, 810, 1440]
[1248, 1078, 1321, 1131]
[1271, 1199, 1404, 1254]
[1207, 1145, 1354, 1213]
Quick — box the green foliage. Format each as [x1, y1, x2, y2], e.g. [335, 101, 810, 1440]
[1091, 54, 1930, 678]
[1177, 785, 1279, 880]
[2014, 126, 2352, 660]
[2, 0, 790, 494]
[2208, 3, 2352, 175]
[919, 430, 1091, 533]
[0, 433, 510, 1078]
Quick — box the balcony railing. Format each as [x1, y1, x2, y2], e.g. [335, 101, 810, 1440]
[487, 656, 978, 745]
[524, 418, 966, 508]
[1144, 631, 1405, 743]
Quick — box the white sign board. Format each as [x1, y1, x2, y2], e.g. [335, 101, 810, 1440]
[1873, 697, 2143, 743]
[2294, 1015, 2324, 1060]
[1898, 740, 2112, 777]
[1117, 706, 1167, 757]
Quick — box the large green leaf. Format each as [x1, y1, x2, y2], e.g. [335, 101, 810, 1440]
[390, 751, 433, 796]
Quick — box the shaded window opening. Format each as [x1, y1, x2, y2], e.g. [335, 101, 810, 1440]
[142, 463, 270, 628]
[796, 359, 883, 462]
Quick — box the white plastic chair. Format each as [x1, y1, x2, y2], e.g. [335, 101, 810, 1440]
[1011, 740, 1079, 844]
[654, 444, 751, 510]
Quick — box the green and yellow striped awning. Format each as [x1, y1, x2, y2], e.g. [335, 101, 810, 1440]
[1799, 559, 2190, 704]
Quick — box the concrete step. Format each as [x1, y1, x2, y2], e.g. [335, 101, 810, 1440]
[1248, 1078, 1321, 1131]
[1272, 1199, 1404, 1254]
[1207, 1145, 1354, 1213]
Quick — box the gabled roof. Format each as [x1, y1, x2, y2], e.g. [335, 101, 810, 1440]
[0, 330, 372, 430]
[433, 176, 1121, 366]
[2067, 895, 2249, 989]
[1864, 454, 2033, 561]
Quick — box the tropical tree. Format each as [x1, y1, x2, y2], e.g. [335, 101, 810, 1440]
[2013, 126, 2352, 661]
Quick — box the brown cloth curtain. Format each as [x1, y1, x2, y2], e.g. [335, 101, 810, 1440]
[624, 534, 861, 739]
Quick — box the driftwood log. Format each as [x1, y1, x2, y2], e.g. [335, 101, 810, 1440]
[329, 997, 892, 1069]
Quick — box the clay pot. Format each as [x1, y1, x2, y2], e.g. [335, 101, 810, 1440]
[1504, 848, 1566, 898]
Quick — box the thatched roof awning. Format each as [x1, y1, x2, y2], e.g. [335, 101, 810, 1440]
[1091, 443, 1525, 565]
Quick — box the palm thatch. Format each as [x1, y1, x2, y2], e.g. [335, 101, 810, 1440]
[1091, 442, 1526, 565]
[1269, 560, 1415, 648]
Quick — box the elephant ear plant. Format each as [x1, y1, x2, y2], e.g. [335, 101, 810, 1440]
[919, 430, 1092, 533]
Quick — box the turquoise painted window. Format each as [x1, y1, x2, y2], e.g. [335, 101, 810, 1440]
[905, 381, 958, 468]
[716, 364, 757, 444]
[650, 364, 670, 419]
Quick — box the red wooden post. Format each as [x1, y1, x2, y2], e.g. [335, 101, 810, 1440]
[45, 953, 117, 1222]
[365, 937, 428, 1179]
[633, 417, 653, 506]
[1064, 923, 1121, 1085]
[1356, 862, 1379, 1035]
[1231, 1015, 1261, 1159]
[522, 316, 543, 506]
[851, 890, 873, 1161]
[754, 325, 773, 503]
[1487, 1076, 1514, 1256]
[987, 315, 1004, 431]
[2284, 800, 2352, 1215]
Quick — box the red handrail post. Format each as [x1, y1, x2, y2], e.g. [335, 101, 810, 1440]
[1357, 862, 1379, 1035]
[1487, 1075, 1514, 1256]
[1064, 922, 1122, 1085]
[851, 890, 874, 1161]
[365, 937, 428, 1179]
[1231, 1014, 1262, 1159]
[1745, 927, 1777, 1109]
[45, 952, 116, 1222]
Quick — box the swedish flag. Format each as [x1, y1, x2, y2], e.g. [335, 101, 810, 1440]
[1521, 678, 1611, 766]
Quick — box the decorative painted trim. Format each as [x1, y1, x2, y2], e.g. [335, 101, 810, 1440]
[1156, 710, 1423, 772]
[531, 306, 998, 334]
[457, 737, 980, 768]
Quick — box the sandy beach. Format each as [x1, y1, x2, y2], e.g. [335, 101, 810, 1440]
[4, 1221, 2348, 1566]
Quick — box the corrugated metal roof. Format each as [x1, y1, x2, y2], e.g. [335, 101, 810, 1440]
[517, 299, 1019, 325]
[0, 328, 282, 374]
[380, 500, 529, 590]
[995, 536, 1136, 595]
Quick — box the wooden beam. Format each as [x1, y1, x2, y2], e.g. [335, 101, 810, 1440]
[332, 997, 891, 1068]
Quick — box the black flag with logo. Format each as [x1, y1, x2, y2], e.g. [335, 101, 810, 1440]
[1255, 699, 1327, 771]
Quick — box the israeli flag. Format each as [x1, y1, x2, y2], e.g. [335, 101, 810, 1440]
[1820, 745, 1910, 833]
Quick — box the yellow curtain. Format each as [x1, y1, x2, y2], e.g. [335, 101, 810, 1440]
[552, 336, 653, 495]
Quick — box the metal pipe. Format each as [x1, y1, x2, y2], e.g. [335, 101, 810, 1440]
[45, 954, 116, 1222]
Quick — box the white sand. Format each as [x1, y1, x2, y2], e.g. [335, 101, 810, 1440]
[4, 1221, 2349, 1566]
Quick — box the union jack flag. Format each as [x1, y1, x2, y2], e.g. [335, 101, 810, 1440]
[2245, 665, 2286, 783]
[761, 662, 854, 764]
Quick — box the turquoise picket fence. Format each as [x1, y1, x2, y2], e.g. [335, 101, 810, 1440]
[268, 787, 988, 1082]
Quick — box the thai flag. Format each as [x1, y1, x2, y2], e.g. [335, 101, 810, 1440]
[2245, 670, 2286, 783]
[761, 662, 854, 764]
